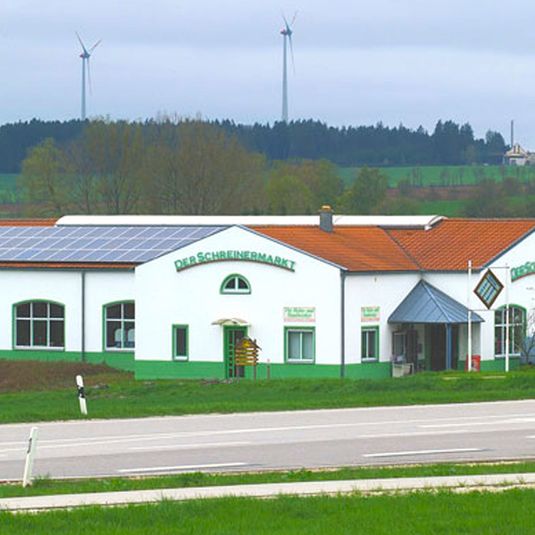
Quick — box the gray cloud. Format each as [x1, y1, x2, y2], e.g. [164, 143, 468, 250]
[2, 0, 535, 145]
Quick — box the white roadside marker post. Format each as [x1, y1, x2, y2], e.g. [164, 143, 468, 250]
[22, 426, 38, 487]
[76, 374, 88, 416]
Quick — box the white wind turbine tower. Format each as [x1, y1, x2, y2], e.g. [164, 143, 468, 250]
[76, 32, 101, 120]
[280, 13, 297, 123]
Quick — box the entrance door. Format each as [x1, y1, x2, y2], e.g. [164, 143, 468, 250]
[224, 327, 247, 379]
[429, 325, 459, 371]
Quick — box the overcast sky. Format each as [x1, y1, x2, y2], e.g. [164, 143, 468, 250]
[2, 0, 535, 145]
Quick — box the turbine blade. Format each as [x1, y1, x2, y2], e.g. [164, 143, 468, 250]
[291, 11, 298, 26]
[289, 34, 296, 74]
[282, 12, 290, 31]
[87, 57, 93, 96]
[89, 39, 102, 53]
[76, 31, 88, 54]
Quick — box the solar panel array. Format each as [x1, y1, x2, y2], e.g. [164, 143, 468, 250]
[0, 225, 226, 264]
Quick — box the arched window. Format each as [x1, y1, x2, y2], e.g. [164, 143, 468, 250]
[104, 302, 135, 350]
[15, 301, 65, 349]
[495, 305, 526, 357]
[220, 274, 251, 294]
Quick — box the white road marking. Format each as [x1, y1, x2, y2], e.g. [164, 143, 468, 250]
[420, 417, 535, 429]
[363, 448, 483, 458]
[128, 441, 251, 451]
[117, 462, 248, 474]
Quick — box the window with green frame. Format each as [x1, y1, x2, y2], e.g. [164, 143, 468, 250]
[14, 301, 65, 349]
[285, 327, 315, 362]
[361, 326, 379, 361]
[173, 325, 188, 360]
[104, 302, 135, 351]
[494, 305, 525, 357]
[220, 274, 251, 294]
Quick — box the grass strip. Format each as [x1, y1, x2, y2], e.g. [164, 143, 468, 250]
[2, 368, 535, 424]
[2, 460, 535, 499]
[1, 489, 535, 534]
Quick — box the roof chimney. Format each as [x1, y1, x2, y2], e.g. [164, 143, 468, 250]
[319, 205, 333, 232]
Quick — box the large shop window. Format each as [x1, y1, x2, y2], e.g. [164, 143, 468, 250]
[15, 301, 65, 349]
[221, 274, 251, 294]
[286, 328, 315, 362]
[495, 306, 526, 357]
[105, 302, 135, 350]
[361, 326, 379, 361]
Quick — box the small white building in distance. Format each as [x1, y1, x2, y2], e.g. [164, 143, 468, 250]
[503, 144, 535, 166]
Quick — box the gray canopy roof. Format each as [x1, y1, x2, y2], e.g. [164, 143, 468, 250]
[388, 280, 484, 325]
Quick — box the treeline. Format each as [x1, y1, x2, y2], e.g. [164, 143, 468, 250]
[20, 120, 399, 216]
[1, 117, 506, 172]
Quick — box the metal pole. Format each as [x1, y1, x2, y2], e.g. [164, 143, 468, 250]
[467, 260, 472, 372]
[81, 58, 86, 120]
[282, 35, 288, 122]
[340, 270, 346, 378]
[81, 270, 86, 363]
[505, 263, 510, 372]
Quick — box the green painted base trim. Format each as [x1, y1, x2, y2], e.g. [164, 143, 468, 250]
[457, 358, 520, 372]
[135, 360, 394, 380]
[0, 350, 135, 372]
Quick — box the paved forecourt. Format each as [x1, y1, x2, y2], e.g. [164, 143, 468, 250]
[1, 400, 535, 480]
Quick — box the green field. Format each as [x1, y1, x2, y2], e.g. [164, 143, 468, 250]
[2, 360, 535, 424]
[2, 461, 535, 500]
[2, 489, 534, 534]
[338, 164, 535, 187]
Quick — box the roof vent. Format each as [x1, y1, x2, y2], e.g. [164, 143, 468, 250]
[319, 205, 333, 232]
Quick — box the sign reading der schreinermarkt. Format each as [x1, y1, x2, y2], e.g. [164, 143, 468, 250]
[175, 250, 296, 272]
[511, 261, 535, 282]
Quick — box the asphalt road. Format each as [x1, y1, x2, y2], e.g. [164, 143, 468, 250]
[2, 400, 535, 480]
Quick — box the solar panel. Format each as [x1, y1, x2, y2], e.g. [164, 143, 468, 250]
[0, 225, 226, 264]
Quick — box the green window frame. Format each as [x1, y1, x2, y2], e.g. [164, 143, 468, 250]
[103, 301, 135, 351]
[220, 274, 251, 295]
[361, 326, 379, 361]
[13, 300, 65, 350]
[172, 324, 189, 361]
[285, 327, 315, 363]
[494, 305, 526, 357]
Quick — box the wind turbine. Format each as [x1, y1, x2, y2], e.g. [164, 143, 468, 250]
[76, 32, 101, 120]
[280, 12, 297, 123]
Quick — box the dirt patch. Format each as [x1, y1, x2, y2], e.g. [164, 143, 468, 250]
[0, 360, 129, 393]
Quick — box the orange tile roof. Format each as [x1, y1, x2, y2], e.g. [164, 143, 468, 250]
[251, 219, 535, 272]
[387, 219, 535, 271]
[0, 219, 57, 226]
[250, 226, 419, 271]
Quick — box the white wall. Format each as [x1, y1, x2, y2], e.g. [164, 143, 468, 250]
[135, 226, 341, 364]
[0, 269, 135, 353]
[344, 273, 420, 363]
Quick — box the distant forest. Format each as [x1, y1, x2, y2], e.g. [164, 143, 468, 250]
[0, 118, 507, 172]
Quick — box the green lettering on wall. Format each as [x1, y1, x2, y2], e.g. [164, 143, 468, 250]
[175, 249, 297, 273]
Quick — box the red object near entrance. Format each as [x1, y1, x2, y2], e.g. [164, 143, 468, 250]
[465, 355, 481, 372]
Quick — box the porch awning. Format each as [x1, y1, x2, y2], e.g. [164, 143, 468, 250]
[211, 318, 250, 326]
[388, 280, 484, 325]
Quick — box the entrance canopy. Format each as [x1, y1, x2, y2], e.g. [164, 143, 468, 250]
[388, 280, 483, 324]
[211, 318, 250, 326]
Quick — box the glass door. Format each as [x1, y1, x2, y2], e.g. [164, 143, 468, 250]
[224, 327, 247, 378]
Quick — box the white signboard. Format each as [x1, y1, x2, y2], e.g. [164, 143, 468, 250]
[284, 307, 316, 323]
[361, 306, 380, 323]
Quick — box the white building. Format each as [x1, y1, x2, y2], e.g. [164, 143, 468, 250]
[0, 211, 534, 380]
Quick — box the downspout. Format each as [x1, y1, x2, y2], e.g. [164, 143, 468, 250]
[340, 269, 346, 378]
[81, 270, 86, 363]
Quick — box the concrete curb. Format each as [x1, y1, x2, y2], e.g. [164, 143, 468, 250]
[2, 472, 535, 511]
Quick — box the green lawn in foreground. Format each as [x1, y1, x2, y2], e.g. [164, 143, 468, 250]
[1, 490, 534, 534]
[1, 461, 535, 499]
[2, 368, 535, 424]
